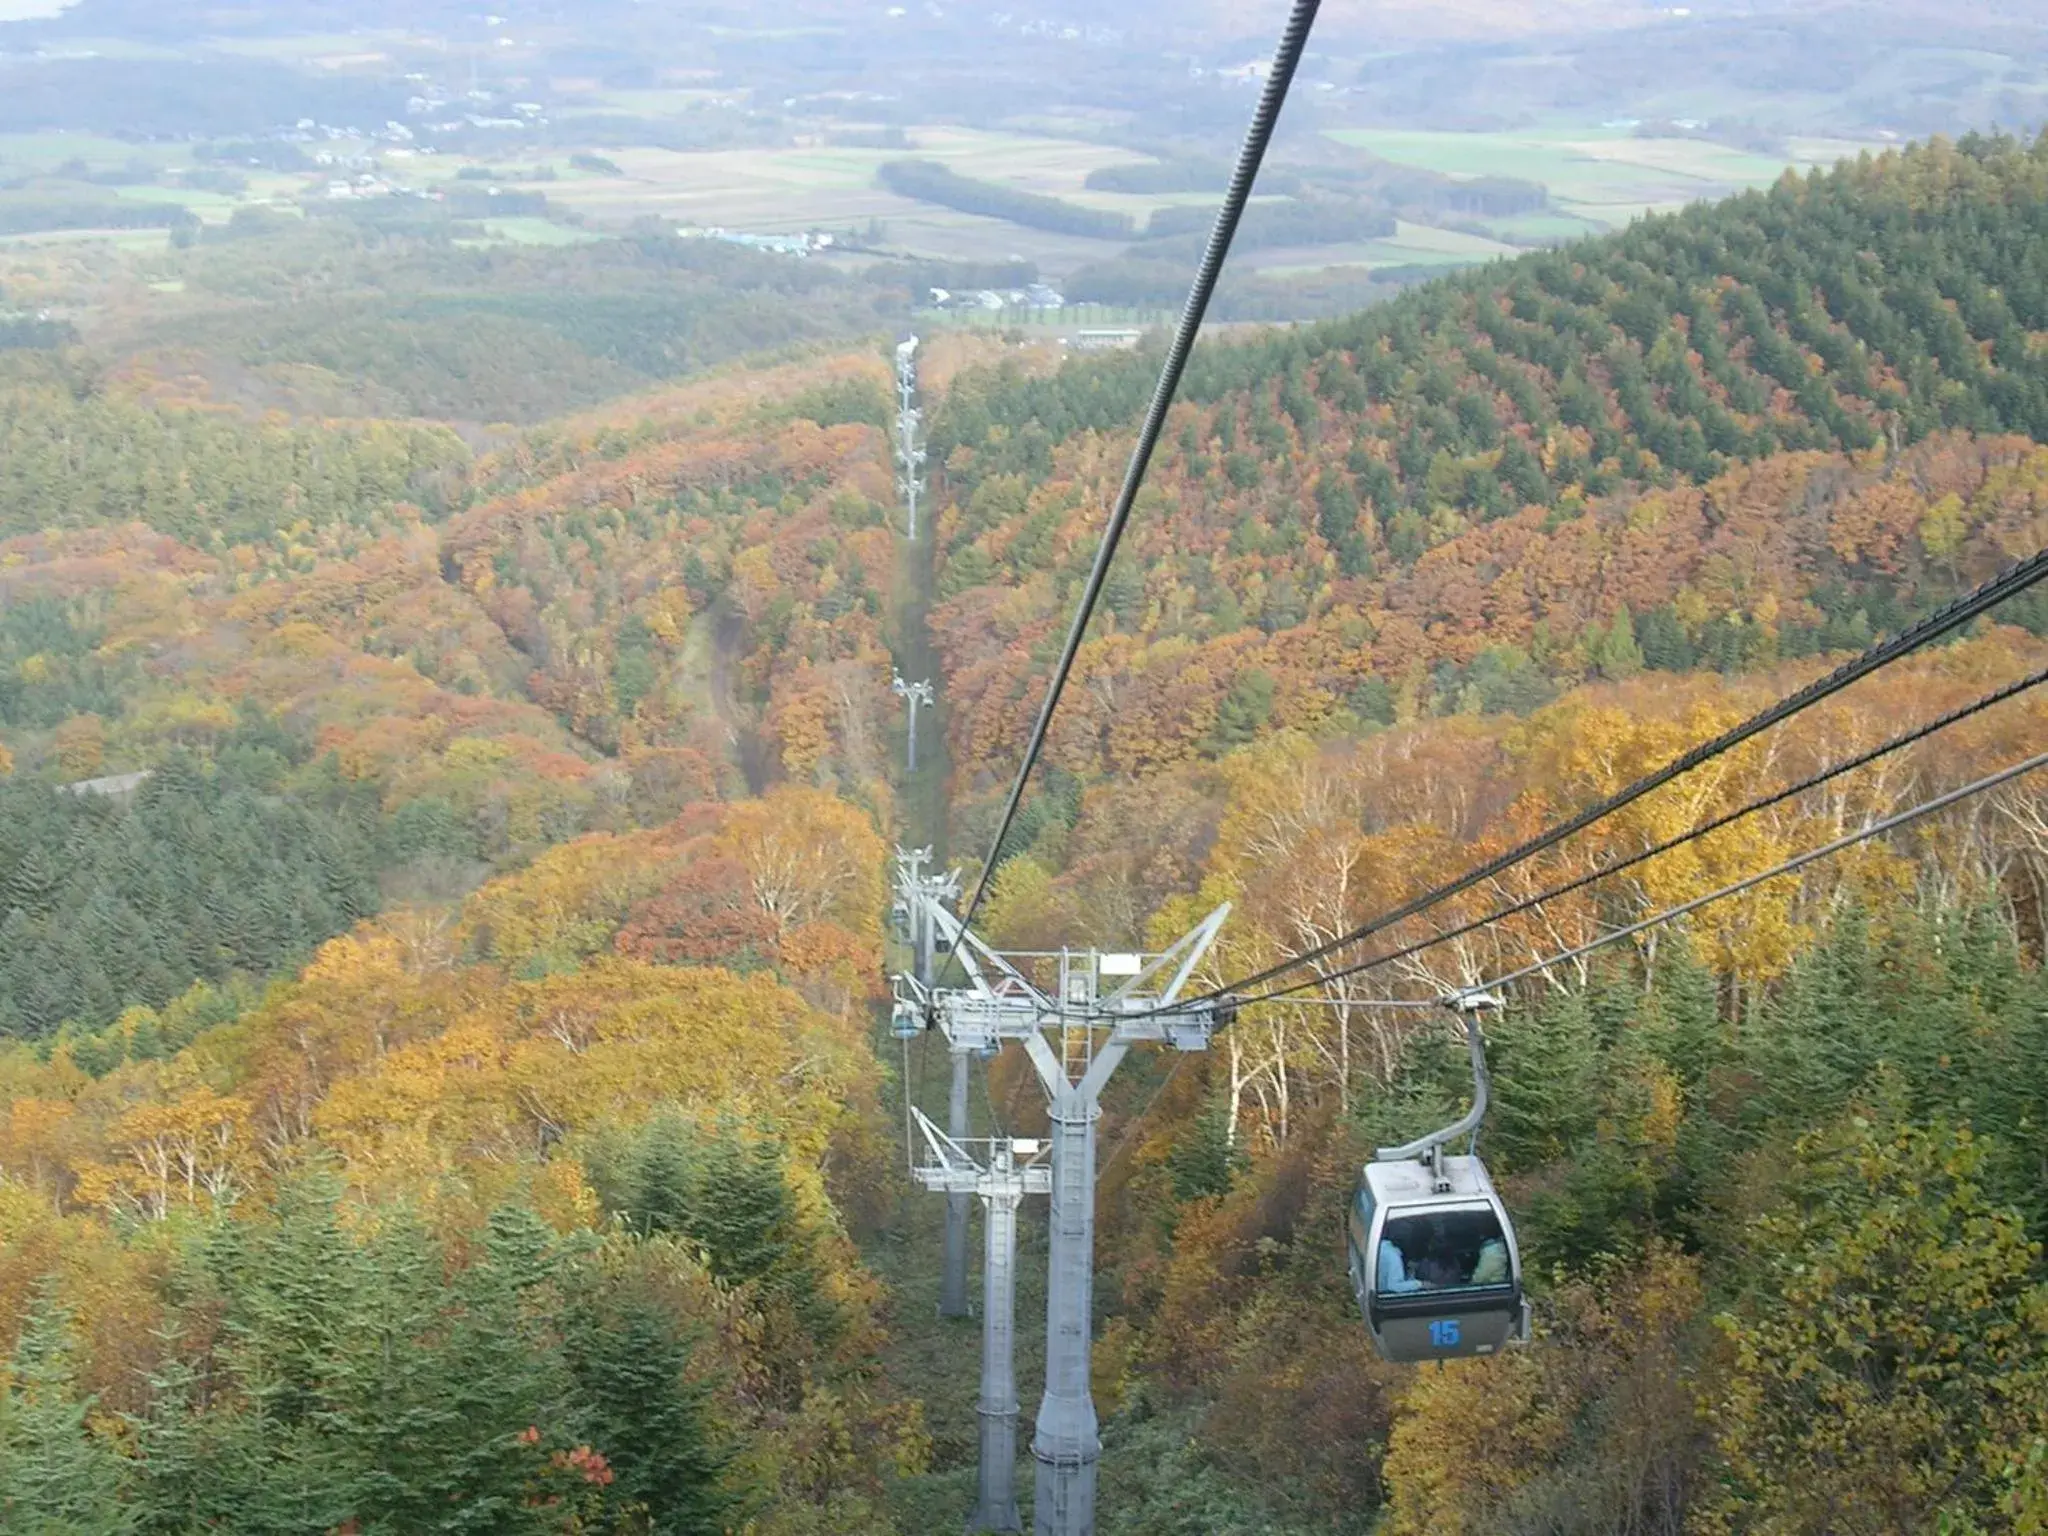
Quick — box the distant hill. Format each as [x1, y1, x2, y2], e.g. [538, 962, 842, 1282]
[106, 222, 907, 426]
[938, 131, 2048, 543]
[926, 133, 2048, 788]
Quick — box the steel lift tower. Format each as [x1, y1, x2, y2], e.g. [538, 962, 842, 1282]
[918, 901, 1233, 1536]
[909, 1109, 1051, 1532]
[891, 849, 977, 1319]
[894, 336, 927, 541]
[891, 847, 958, 988]
[893, 672, 934, 775]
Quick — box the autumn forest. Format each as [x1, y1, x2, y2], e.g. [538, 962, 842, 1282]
[4, 129, 2048, 1535]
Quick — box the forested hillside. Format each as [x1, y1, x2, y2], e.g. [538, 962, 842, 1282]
[0, 351, 907, 1033]
[0, 335, 932, 1527]
[929, 135, 2048, 816]
[908, 132, 2048, 1532]
[8, 219, 912, 427]
[0, 356, 470, 542]
[136, 225, 904, 424]
[2, 129, 2048, 1535]
[446, 356, 903, 766]
[0, 801, 919, 1529]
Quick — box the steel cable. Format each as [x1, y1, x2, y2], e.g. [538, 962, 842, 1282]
[957, 0, 1326, 933]
[1182, 546, 2048, 1007]
[1236, 663, 2048, 1008]
[1240, 748, 2048, 1007]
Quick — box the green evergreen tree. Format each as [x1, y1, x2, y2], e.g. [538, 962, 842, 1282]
[0, 1287, 136, 1535]
[5, 844, 58, 916]
[1210, 671, 1276, 752]
[125, 1325, 229, 1536]
[361, 1206, 574, 1535]
[1166, 1103, 1245, 1204]
[626, 1111, 698, 1241]
[1636, 604, 1696, 671]
[685, 1131, 800, 1292]
[1314, 471, 1360, 549]
[566, 1260, 730, 1536]
[1588, 608, 1645, 680]
[1346, 677, 1395, 727]
[1490, 988, 1604, 1170]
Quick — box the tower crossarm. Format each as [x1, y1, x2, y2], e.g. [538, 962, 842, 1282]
[910, 1105, 983, 1191]
[937, 987, 1043, 1051]
[1096, 995, 1231, 1052]
[1097, 902, 1231, 1009]
[929, 901, 1052, 1008]
[908, 1109, 1054, 1197]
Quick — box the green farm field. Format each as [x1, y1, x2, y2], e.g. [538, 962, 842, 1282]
[0, 226, 169, 250]
[0, 132, 187, 173]
[542, 127, 1158, 225]
[540, 125, 1167, 268]
[105, 184, 248, 220]
[1323, 127, 1869, 229]
[1246, 219, 1518, 276]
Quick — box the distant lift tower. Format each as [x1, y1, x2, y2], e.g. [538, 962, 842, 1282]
[910, 1109, 1051, 1533]
[924, 901, 1233, 1536]
[892, 848, 974, 1318]
[895, 336, 927, 540]
[891, 846, 958, 987]
[893, 672, 934, 774]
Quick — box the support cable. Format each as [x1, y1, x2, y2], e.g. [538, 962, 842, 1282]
[1239, 748, 2048, 1008]
[902, 1033, 916, 1175]
[1097, 1055, 1189, 1184]
[978, 1054, 1007, 1139]
[956, 0, 1325, 934]
[1096, 680, 2048, 1162]
[1179, 546, 2048, 1007]
[1234, 663, 2048, 1008]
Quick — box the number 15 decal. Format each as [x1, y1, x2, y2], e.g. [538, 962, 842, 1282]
[1429, 1319, 1461, 1348]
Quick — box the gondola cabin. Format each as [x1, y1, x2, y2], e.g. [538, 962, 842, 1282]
[1347, 1155, 1526, 1362]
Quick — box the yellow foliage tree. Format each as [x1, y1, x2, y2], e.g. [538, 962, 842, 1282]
[771, 667, 837, 783]
[52, 713, 105, 780]
[0, 1097, 77, 1200]
[458, 830, 671, 971]
[72, 1086, 251, 1220]
[1383, 1353, 1567, 1535]
[1383, 1244, 1705, 1534]
[719, 785, 884, 944]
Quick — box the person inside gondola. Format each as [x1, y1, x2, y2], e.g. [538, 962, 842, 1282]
[1380, 1211, 1510, 1292]
[1413, 1245, 1464, 1287]
[1389, 1217, 1461, 1289]
[1471, 1235, 1509, 1285]
[1378, 1233, 1425, 1293]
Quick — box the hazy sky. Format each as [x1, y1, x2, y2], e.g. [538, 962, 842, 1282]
[0, 0, 69, 16]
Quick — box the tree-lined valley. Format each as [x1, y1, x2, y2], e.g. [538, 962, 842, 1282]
[2, 33, 2048, 1530]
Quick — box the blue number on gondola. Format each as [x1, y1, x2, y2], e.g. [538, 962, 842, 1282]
[1429, 1319, 1461, 1348]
